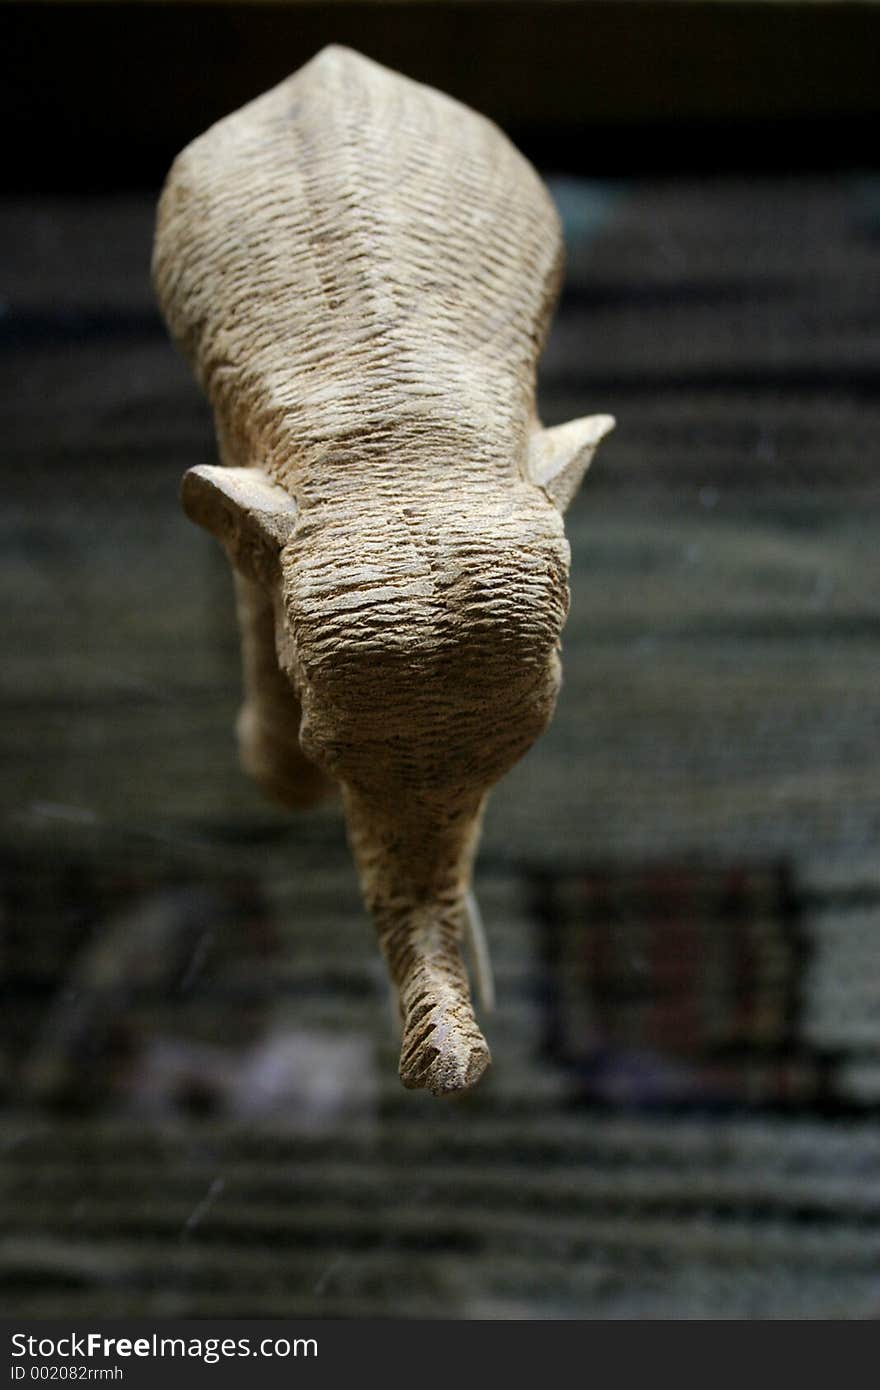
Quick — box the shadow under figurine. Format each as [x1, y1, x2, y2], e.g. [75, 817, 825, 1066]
[153, 45, 613, 1097]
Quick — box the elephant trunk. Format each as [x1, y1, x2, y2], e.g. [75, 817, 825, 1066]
[343, 789, 490, 1096]
[381, 896, 490, 1094]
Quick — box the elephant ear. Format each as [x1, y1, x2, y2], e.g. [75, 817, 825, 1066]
[180, 465, 299, 585]
[528, 414, 615, 513]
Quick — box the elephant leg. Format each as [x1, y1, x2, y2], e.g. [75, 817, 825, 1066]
[233, 571, 333, 809]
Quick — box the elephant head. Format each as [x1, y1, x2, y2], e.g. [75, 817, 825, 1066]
[153, 46, 613, 1096]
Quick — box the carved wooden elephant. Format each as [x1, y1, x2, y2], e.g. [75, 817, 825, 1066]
[153, 46, 613, 1096]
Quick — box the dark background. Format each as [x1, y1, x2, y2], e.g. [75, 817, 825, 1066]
[3, 1, 880, 1319]
[5, 1, 880, 188]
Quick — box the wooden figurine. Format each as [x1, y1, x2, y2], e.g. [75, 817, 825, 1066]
[153, 46, 613, 1097]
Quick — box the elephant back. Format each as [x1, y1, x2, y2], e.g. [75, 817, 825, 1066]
[153, 46, 564, 486]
